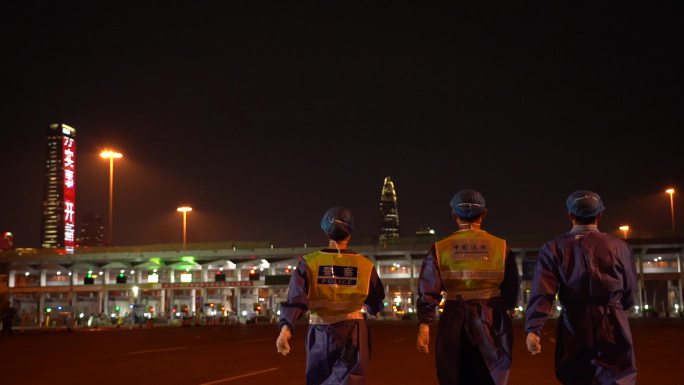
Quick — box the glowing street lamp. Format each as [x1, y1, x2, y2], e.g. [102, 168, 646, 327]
[666, 188, 675, 236]
[619, 225, 630, 239]
[100, 150, 123, 245]
[176, 206, 193, 249]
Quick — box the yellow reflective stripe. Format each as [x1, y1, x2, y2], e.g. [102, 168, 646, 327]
[309, 311, 364, 325]
[441, 270, 504, 280]
[444, 288, 500, 301]
[309, 300, 363, 311]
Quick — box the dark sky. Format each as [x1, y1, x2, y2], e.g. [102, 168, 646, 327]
[2, 2, 683, 248]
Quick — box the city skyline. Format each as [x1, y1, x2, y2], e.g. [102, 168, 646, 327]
[2, 3, 683, 248]
[4, 122, 682, 250]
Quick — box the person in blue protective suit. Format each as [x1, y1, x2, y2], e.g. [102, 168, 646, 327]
[416, 189, 520, 385]
[525, 190, 637, 385]
[276, 207, 385, 385]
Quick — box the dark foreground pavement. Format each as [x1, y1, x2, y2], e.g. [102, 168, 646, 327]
[0, 318, 681, 385]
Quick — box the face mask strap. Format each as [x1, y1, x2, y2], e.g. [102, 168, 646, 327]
[456, 203, 483, 208]
[331, 219, 350, 227]
[573, 195, 598, 203]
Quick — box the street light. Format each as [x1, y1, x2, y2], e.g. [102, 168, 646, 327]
[176, 206, 193, 249]
[619, 225, 630, 240]
[666, 188, 675, 236]
[100, 150, 123, 246]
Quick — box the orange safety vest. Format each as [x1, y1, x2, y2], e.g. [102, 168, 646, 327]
[435, 229, 507, 300]
[304, 250, 374, 324]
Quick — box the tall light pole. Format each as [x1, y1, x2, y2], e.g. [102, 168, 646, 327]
[177, 206, 193, 249]
[100, 150, 123, 246]
[619, 225, 630, 240]
[666, 188, 675, 236]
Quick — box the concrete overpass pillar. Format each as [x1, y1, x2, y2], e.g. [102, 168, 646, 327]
[236, 288, 241, 315]
[8, 271, 15, 287]
[201, 288, 207, 312]
[103, 290, 109, 315]
[40, 270, 47, 287]
[191, 289, 196, 315]
[39, 293, 46, 326]
[637, 249, 646, 311]
[160, 289, 166, 317]
[97, 290, 103, 315]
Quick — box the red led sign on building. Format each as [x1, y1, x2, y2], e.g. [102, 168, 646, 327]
[63, 136, 76, 254]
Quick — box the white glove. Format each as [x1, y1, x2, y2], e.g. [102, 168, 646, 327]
[416, 323, 430, 354]
[361, 305, 375, 320]
[526, 332, 541, 355]
[276, 325, 292, 356]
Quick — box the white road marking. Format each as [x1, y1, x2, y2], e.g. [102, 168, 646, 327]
[199, 368, 280, 385]
[128, 346, 187, 355]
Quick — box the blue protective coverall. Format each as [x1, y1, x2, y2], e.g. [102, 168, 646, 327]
[279, 249, 385, 385]
[525, 226, 638, 385]
[417, 239, 520, 385]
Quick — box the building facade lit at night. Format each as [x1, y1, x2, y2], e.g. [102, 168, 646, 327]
[379, 176, 400, 242]
[40, 123, 76, 254]
[0, 239, 681, 328]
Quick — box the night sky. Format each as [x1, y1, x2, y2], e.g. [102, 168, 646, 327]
[2, 3, 683, 249]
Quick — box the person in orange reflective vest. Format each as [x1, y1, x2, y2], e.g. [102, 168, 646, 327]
[416, 189, 520, 385]
[276, 207, 385, 385]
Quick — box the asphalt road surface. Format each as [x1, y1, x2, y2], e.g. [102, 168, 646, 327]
[0, 319, 681, 385]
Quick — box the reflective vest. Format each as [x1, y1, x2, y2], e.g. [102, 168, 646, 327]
[435, 229, 507, 300]
[304, 250, 373, 324]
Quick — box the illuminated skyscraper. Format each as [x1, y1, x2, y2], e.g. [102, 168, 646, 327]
[40, 123, 76, 253]
[379, 176, 400, 242]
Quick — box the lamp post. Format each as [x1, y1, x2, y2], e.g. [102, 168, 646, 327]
[666, 188, 675, 236]
[100, 150, 123, 246]
[176, 206, 193, 249]
[619, 225, 630, 240]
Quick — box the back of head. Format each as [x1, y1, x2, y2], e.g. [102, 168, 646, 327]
[450, 189, 486, 220]
[320, 207, 354, 241]
[566, 190, 605, 221]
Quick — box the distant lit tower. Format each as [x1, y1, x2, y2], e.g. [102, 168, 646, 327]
[40, 123, 76, 254]
[77, 212, 105, 247]
[379, 176, 400, 242]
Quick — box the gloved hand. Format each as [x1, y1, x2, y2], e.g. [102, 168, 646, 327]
[361, 305, 375, 320]
[416, 323, 430, 354]
[276, 325, 292, 356]
[526, 332, 541, 355]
